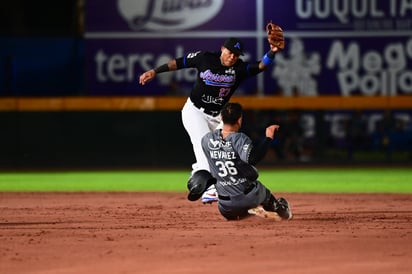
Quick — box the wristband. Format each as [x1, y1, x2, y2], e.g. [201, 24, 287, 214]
[262, 50, 275, 66]
[154, 64, 169, 74]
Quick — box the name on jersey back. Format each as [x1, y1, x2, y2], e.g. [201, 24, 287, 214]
[209, 151, 236, 160]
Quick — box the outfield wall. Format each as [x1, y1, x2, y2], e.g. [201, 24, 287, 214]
[1, 108, 410, 170]
[1, 96, 412, 111]
[0, 111, 193, 169]
[1, 1, 412, 169]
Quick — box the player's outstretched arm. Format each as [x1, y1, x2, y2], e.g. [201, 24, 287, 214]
[258, 45, 282, 70]
[258, 22, 285, 70]
[138, 59, 178, 85]
[248, 124, 280, 165]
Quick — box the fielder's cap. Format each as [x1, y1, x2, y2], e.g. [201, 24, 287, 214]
[223, 37, 244, 56]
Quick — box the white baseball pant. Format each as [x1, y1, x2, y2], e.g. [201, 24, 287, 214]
[181, 98, 222, 174]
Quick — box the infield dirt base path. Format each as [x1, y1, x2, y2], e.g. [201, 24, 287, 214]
[1, 192, 411, 274]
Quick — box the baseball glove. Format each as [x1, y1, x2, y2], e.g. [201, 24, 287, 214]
[266, 21, 285, 50]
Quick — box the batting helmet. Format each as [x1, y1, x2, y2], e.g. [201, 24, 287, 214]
[187, 170, 216, 201]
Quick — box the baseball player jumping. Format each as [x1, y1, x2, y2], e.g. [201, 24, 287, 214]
[198, 102, 292, 220]
[139, 25, 284, 203]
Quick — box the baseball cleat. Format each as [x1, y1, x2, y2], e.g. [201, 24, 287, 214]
[248, 207, 281, 220]
[201, 185, 218, 204]
[275, 197, 293, 220]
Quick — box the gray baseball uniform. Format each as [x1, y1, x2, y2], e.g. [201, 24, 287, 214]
[201, 129, 272, 220]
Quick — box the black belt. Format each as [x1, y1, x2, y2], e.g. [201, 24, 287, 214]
[218, 183, 256, 201]
[192, 100, 220, 117]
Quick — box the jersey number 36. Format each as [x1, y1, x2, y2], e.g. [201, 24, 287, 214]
[215, 161, 238, 177]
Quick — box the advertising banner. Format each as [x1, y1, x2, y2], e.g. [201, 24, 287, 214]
[85, 0, 412, 96]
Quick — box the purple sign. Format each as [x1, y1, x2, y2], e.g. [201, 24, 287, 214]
[86, 0, 255, 32]
[266, 0, 412, 32]
[86, 37, 259, 95]
[85, 0, 412, 96]
[270, 36, 412, 96]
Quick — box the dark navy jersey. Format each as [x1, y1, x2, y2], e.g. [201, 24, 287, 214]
[176, 51, 262, 112]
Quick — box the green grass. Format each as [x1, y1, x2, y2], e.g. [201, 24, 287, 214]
[0, 168, 411, 193]
[258, 168, 412, 193]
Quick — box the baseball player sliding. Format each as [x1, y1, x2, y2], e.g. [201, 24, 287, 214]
[190, 102, 292, 220]
[139, 23, 285, 204]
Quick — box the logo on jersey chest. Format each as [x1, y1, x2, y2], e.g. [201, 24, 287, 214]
[200, 69, 236, 87]
[225, 68, 235, 74]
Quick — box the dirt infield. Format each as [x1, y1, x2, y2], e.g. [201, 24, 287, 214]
[1, 192, 411, 274]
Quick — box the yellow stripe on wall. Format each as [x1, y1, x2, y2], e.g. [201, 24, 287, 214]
[0, 96, 411, 111]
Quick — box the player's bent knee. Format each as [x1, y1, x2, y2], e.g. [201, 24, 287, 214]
[187, 170, 216, 201]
